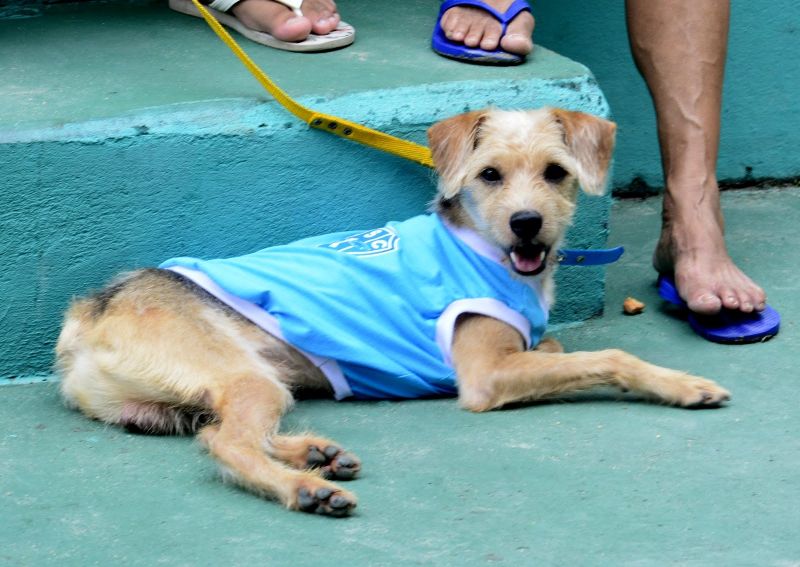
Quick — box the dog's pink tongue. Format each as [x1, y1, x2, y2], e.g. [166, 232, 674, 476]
[511, 250, 543, 273]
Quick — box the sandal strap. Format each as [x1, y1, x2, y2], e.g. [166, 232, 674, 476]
[207, 0, 242, 12]
[273, 0, 303, 17]
[438, 0, 531, 33]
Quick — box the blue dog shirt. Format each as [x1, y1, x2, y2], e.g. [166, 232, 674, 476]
[161, 214, 548, 400]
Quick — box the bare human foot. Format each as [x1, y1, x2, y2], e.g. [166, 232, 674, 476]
[653, 182, 766, 316]
[440, 0, 534, 55]
[231, 0, 340, 42]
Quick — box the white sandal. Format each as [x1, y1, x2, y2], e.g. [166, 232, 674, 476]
[169, 0, 355, 53]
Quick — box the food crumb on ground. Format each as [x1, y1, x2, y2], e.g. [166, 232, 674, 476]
[623, 297, 646, 315]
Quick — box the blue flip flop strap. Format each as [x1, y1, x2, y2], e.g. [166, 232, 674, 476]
[438, 0, 531, 33]
[556, 246, 624, 266]
[656, 274, 685, 306]
[499, 0, 533, 24]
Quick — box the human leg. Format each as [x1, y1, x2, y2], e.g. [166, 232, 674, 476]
[626, 0, 765, 315]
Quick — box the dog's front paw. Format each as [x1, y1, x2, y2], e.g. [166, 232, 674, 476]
[294, 479, 357, 517]
[669, 374, 731, 408]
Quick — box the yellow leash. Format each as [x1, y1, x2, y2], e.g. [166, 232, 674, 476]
[189, 0, 435, 168]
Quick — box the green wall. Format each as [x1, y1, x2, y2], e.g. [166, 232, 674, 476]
[534, 0, 800, 192]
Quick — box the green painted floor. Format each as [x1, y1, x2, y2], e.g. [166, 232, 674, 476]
[2, 187, 798, 565]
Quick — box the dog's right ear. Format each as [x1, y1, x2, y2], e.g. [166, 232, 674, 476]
[427, 110, 487, 199]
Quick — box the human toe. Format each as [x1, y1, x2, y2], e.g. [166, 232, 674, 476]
[500, 33, 533, 55]
[297, 0, 339, 35]
[686, 290, 723, 315]
[479, 26, 502, 51]
[310, 14, 338, 35]
[441, 10, 467, 41]
[744, 293, 767, 313]
[719, 287, 741, 310]
[272, 15, 313, 41]
[499, 10, 534, 55]
[463, 25, 484, 48]
[749, 286, 767, 312]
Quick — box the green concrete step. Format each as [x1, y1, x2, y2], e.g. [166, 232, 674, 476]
[1, 1, 593, 129]
[1, 0, 613, 380]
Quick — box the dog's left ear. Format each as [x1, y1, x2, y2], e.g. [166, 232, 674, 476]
[427, 110, 487, 199]
[551, 109, 617, 196]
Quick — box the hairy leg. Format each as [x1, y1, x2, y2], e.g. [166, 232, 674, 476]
[200, 375, 357, 516]
[626, 0, 766, 315]
[440, 0, 535, 56]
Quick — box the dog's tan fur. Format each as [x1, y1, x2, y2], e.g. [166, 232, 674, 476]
[56, 108, 730, 517]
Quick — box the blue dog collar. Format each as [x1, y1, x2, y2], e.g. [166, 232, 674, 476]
[556, 246, 624, 266]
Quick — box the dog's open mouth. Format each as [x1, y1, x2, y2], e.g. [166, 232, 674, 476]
[509, 243, 550, 276]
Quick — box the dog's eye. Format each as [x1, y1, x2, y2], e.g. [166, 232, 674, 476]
[479, 167, 502, 183]
[544, 163, 568, 184]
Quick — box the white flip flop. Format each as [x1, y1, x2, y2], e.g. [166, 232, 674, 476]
[169, 0, 355, 53]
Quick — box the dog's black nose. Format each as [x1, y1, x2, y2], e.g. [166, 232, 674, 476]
[509, 210, 543, 239]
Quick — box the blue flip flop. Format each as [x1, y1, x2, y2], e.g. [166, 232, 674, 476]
[432, 0, 532, 65]
[657, 275, 780, 344]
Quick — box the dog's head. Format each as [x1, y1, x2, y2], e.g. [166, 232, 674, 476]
[428, 108, 616, 277]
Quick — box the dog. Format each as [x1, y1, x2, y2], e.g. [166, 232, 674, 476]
[55, 107, 730, 517]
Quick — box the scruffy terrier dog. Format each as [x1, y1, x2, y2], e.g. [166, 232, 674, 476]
[56, 108, 730, 517]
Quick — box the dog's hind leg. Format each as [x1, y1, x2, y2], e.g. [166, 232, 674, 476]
[268, 434, 361, 480]
[200, 375, 358, 516]
[56, 270, 356, 515]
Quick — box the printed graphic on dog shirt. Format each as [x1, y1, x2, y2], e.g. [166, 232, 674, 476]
[322, 227, 399, 257]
